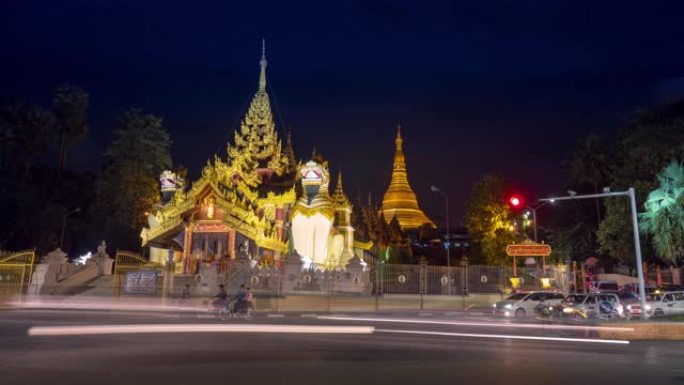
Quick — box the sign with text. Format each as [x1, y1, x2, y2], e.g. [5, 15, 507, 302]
[124, 271, 157, 294]
[506, 243, 552, 257]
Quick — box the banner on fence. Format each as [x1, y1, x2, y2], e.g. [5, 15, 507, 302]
[124, 271, 157, 294]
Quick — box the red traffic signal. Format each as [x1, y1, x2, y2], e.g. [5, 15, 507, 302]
[509, 196, 521, 207]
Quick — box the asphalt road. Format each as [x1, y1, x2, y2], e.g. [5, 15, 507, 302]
[1, 309, 683, 385]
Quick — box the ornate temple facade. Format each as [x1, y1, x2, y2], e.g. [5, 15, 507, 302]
[380, 127, 435, 231]
[140, 44, 363, 274]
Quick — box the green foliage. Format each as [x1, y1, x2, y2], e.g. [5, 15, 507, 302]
[0, 96, 56, 175]
[597, 100, 684, 265]
[639, 161, 684, 266]
[570, 134, 610, 191]
[96, 109, 172, 232]
[465, 174, 519, 264]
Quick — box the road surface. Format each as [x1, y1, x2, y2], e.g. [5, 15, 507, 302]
[1, 309, 683, 385]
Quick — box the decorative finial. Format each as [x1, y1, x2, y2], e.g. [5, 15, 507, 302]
[259, 38, 267, 92]
[395, 124, 403, 149]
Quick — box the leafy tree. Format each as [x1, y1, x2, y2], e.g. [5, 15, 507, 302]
[639, 161, 684, 266]
[53, 85, 89, 174]
[570, 134, 610, 226]
[0, 96, 55, 175]
[96, 109, 172, 240]
[465, 174, 519, 264]
[598, 100, 684, 266]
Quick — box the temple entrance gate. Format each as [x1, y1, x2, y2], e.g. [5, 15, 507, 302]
[113, 250, 160, 295]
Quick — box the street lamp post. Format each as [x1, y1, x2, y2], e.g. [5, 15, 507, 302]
[59, 207, 81, 250]
[526, 201, 550, 243]
[539, 188, 648, 320]
[430, 185, 450, 294]
[526, 201, 551, 272]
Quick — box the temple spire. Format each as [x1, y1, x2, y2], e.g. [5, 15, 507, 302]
[380, 126, 435, 230]
[333, 170, 350, 206]
[259, 38, 267, 92]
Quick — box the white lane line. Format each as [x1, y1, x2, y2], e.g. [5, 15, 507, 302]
[418, 313, 433, 317]
[266, 314, 285, 318]
[376, 329, 630, 345]
[301, 314, 318, 318]
[317, 316, 635, 332]
[27, 324, 375, 337]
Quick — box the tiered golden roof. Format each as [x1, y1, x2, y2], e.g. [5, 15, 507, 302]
[380, 126, 435, 230]
[141, 42, 296, 254]
[227, 41, 293, 177]
[332, 172, 351, 208]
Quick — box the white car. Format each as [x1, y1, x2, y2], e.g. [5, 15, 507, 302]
[627, 291, 684, 318]
[492, 291, 565, 318]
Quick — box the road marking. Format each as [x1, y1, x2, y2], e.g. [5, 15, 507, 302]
[266, 314, 285, 318]
[418, 312, 433, 317]
[27, 324, 375, 337]
[301, 314, 318, 318]
[317, 316, 635, 332]
[376, 329, 630, 345]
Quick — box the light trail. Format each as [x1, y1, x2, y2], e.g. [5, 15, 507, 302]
[27, 324, 375, 337]
[317, 316, 635, 332]
[13, 300, 200, 313]
[377, 329, 630, 345]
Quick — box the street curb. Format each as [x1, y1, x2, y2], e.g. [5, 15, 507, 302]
[598, 322, 684, 340]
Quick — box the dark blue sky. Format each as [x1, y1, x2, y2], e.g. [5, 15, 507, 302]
[2, 1, 683, 225]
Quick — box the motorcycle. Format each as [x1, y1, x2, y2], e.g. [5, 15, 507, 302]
[217, 299, 254, 321]
[534, 301, 562, 321]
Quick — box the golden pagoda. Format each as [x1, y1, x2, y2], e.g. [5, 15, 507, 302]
[141, 41, 364, 273]
[380, 126, 435, 230]
[141, 41, 297, 271]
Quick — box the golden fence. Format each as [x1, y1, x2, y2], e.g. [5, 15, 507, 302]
[112, 250, 159, 295]
[0, 249, 36, 304]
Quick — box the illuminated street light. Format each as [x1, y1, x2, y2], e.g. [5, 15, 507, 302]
[540, 188, 648, 320]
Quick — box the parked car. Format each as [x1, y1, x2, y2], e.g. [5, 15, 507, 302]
[627, 291, 684, 318]
[558, 292, 624, 320]
[589, 280, 619, 293]
[492, 291, 565, 318]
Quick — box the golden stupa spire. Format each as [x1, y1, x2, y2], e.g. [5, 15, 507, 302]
[227, 40, 286, 174]
[259, 38, 267, 92]
[380, 125, 435, 230]
[332, 171, 351, 207]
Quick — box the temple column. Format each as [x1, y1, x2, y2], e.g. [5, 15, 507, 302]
[183, 223, 193, 274]
[228, 229, 236, 259]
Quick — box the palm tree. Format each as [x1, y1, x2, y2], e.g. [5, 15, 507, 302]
[639, 161, 684, 266]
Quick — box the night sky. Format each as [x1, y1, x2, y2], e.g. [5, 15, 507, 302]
[2, 1, 684, 227]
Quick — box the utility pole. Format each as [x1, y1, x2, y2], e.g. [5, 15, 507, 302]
[431, 185, 450, 294]
[540, 188, 648, 320]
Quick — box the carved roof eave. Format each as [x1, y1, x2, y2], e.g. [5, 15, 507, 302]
[254, 188, 297, 207]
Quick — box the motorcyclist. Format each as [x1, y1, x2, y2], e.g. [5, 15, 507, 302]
[233, 285, 248, 314]
[212, 284, 228, 309]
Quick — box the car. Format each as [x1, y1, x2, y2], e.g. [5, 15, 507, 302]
[627, 291, 684, 318]
[558, 292, 624, 320]
[492, 291, 565, 318]
[589, 280, 619, 293]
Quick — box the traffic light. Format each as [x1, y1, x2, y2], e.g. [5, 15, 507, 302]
[509, 196, 522, 208]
